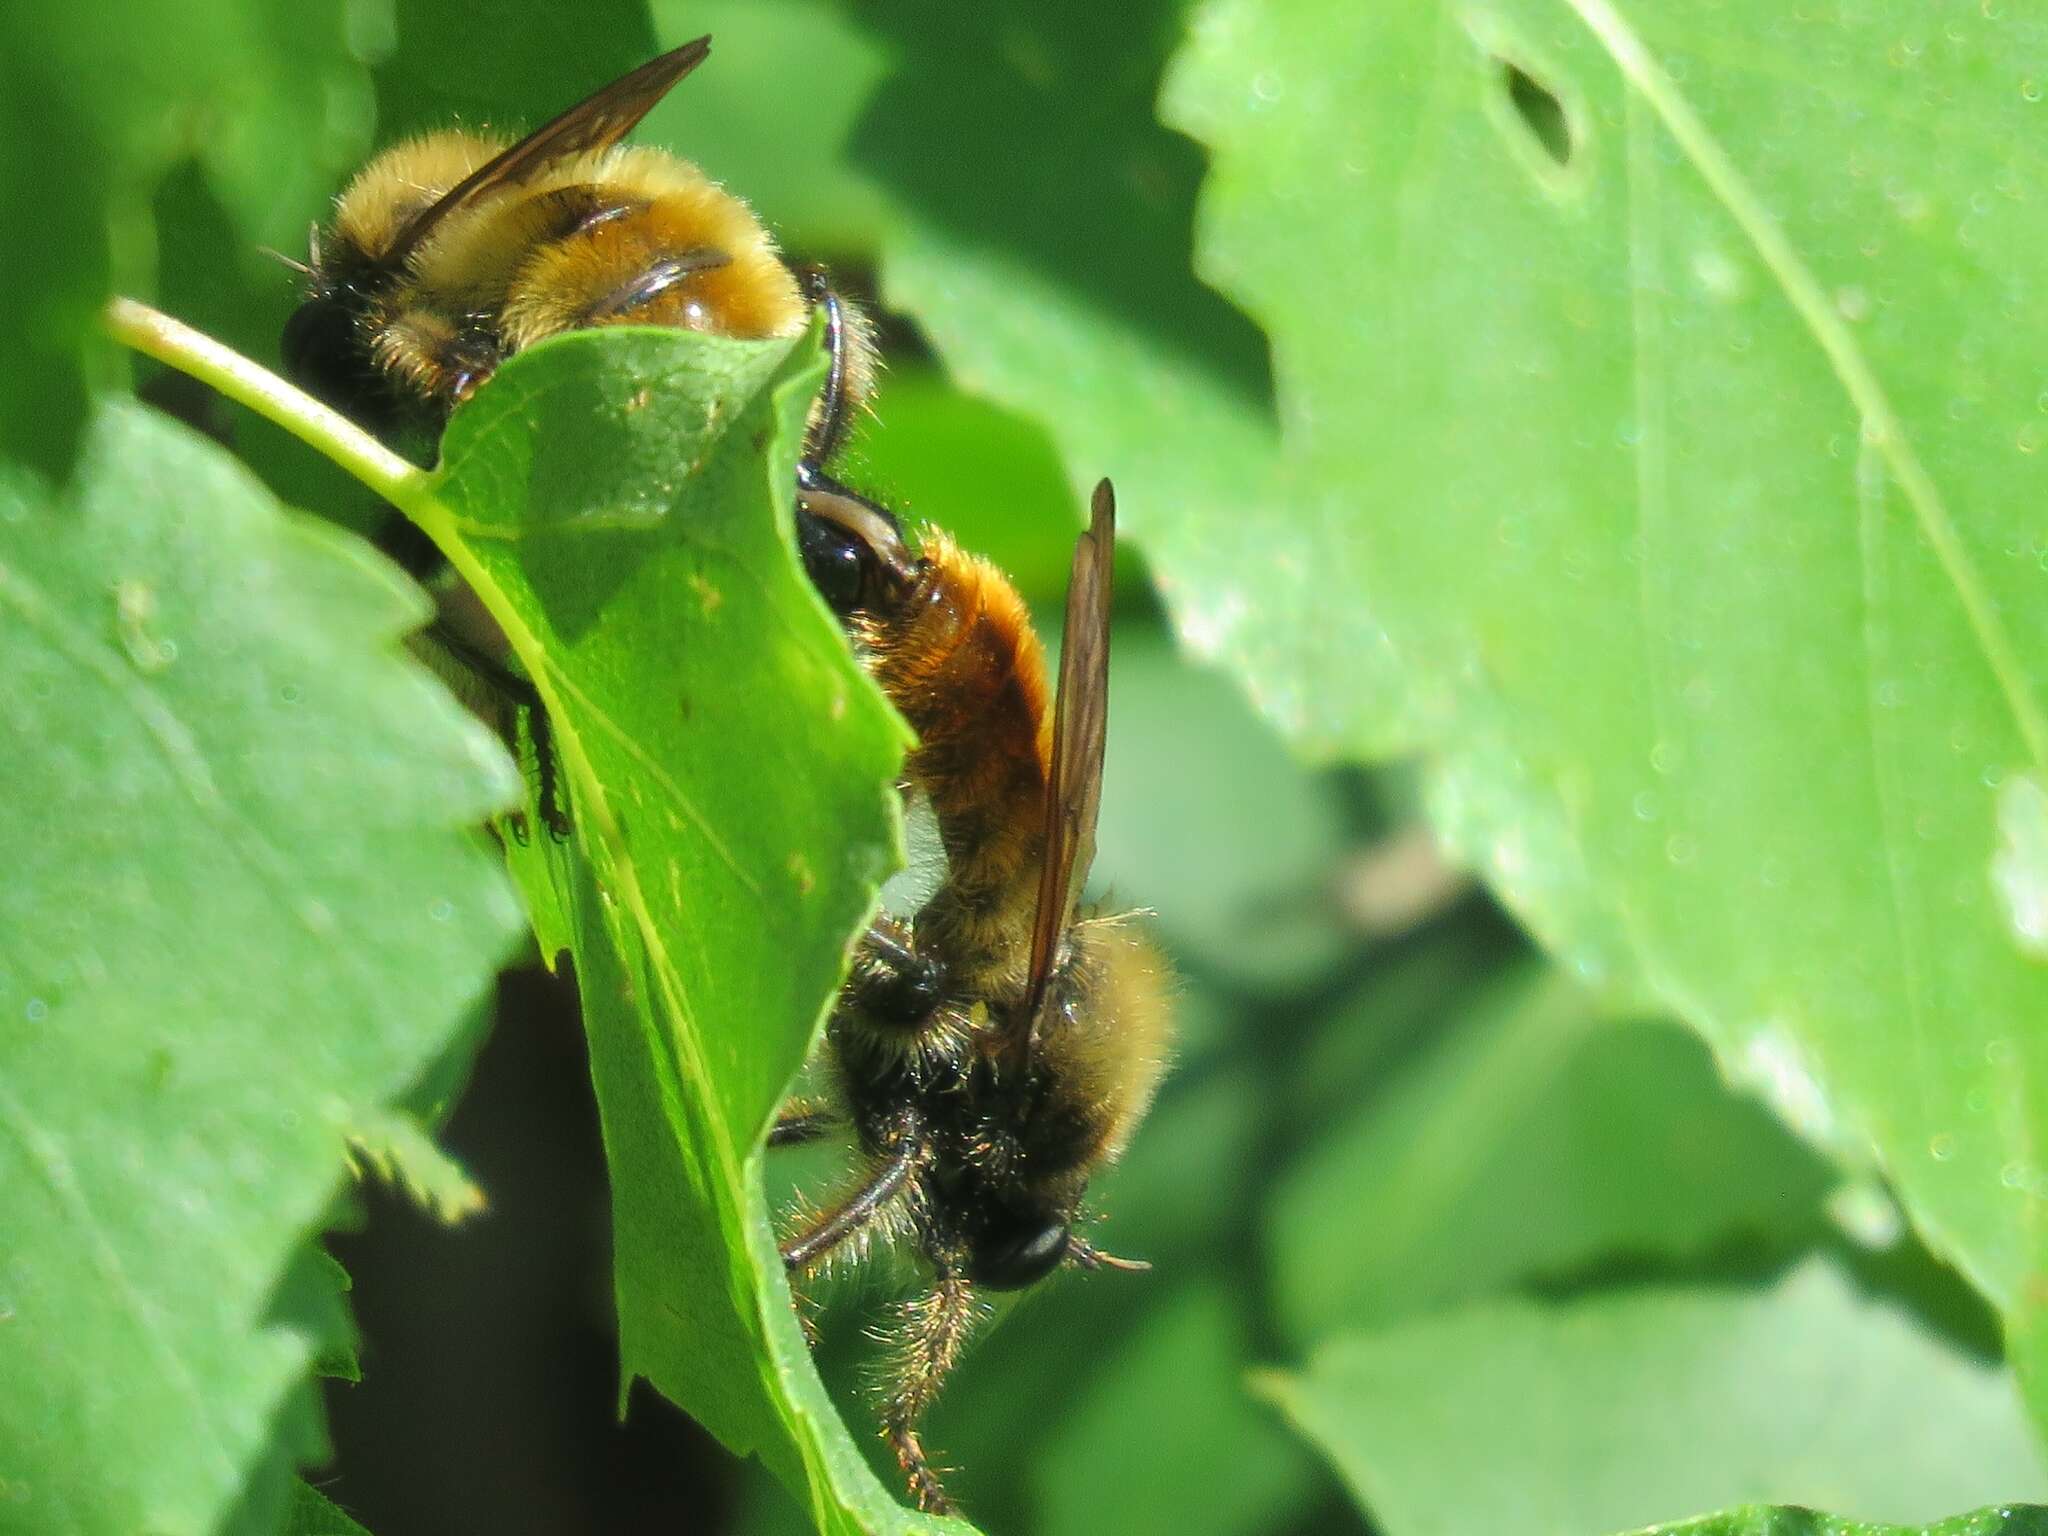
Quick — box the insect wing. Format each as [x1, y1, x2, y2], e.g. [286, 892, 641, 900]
[1021, 479, 1117, 1034]
[381, 36, 712, 271]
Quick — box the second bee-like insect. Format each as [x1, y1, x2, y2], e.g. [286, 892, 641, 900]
[280, 37, 873, 470]
[280, 38, 880, 836]
[779, 479, 1175, 1515]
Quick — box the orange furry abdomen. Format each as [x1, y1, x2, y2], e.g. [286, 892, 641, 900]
[860, 531, 1051, 983]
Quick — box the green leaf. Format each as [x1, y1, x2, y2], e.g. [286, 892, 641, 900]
[1991, 776, 2048, 962]
[1261, 1260, 2048, 1536]
[0, 402, 523, 1535]
[0, 0, 368, 475]
[845, 0, 1414, 758]
[301, 1246, 360, 1384]
[1269, 967, 1835, 1340]
[1032, 1280, 1318, 1536]
[1159, 0, 2048, 1333]
[280, 1481, 372, 1536]
[0, 44, 104, 478]
[417, 326, 950, 1531]
[644, 0, 896, 259]
[1630, 1508, 2048, 1536]
[341, 995, 495, 1225]
[344, 1110, 486, 1224]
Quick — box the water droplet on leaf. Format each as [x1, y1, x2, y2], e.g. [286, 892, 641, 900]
[1828, 1179, 1903, 1247]
[1991, 773, 2048, 958]
[1739, 1026, 1837, 1145]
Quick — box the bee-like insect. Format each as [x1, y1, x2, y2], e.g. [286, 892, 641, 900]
[279, 36, 874, 483]
[281, 39, 880, 836]
[777, 479, 1174, 1514]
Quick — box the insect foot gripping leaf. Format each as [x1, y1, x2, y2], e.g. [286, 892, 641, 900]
[418, 325, 958, 1534]
[0, 400, 526, 1536]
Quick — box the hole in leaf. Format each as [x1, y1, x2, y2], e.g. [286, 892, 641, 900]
[1497, 58, 1573, 168]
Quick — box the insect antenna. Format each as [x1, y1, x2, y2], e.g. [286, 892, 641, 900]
[257, 245, 311, 276]
[1067, 1235, 1151, 1273]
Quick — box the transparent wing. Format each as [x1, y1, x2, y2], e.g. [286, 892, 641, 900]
[381, 36, 712, 271]
[1019, 478, 1117, 1036]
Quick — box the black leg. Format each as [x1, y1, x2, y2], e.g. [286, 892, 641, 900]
[846, 918, 944, 1026]
[768, 1101, 838, 1147]
[425, 619, 571, 842]
[799, 267, 850, 467]
[781, 1133, 920, 1272]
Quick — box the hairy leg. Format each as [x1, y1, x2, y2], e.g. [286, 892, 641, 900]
[797, 266, 874, 468]
[767, 1098, 839, 1148]
[779, 1135, 919, 1272]
[878, 1267, 981, 1515]
[422, 618, 570, 842]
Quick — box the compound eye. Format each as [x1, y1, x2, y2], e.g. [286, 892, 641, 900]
[968, 1218, 1070, 1292]
[280, 297, 389, 430]
[797, 508, 870, 615]
[280, 298, 351, 390]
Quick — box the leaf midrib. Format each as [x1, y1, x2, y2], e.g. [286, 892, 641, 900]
[1562, 0, 2048, 769]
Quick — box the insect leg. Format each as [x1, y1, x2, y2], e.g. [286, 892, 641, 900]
[767, 1099, 839, 1147]
[844, 918, 945, 1026]
[780, 1132, 919, 1271]
[423, 619, 571, 843]
[798, 266, 852, 466]
[793, 469, 917, 616]
[879, 1267, 979, 1515]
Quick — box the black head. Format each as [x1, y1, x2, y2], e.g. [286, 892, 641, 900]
[279, 280, 414, 440]
[795, 467, 916, 617]
[967, 1209, 1070, 1292]
[797, 505, 879, 615]
[281, 292, 362, 401]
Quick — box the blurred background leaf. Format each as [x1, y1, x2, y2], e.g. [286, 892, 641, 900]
[1158, 0, 2048, 1363]
[1266, 974, 1835, 1340]
[1262, 1260, 2048, 1536]
[0, 0, 366, 477]
[1625, 1507, 2048, 1536]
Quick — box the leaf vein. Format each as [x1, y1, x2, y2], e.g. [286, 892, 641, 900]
[0, 1079, 236, 1483]
[1564, 0, 2048, 769]
[534, 654, 761, 897]
[1855, 433, 1937, 1145]
[0, 552, 426, 997]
